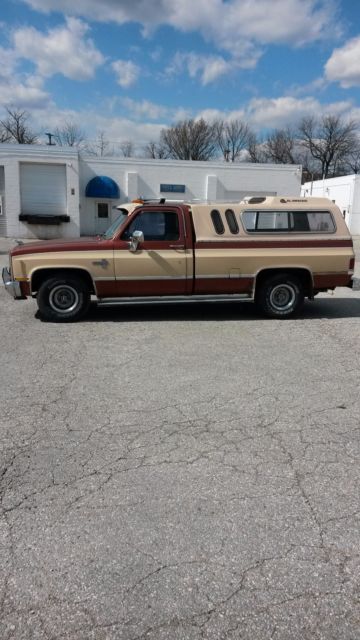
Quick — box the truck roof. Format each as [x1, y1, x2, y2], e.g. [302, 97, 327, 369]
[131, 195, 350, 240]
[136, 195, 337, 210]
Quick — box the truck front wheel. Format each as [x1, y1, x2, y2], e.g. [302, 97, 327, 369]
[256, 273, 304, 318]
[37, 275, 90, 322]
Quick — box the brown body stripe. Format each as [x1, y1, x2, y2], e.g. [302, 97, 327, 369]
[11, 239, 114, 257]
[195, 239, 353, 249]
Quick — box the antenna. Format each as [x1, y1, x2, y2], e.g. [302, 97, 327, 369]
[45, 132, 56, 146]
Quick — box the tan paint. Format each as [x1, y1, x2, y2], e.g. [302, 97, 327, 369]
[194, 247, 352, 278]
[12, 250, 115, 290]
[113, 248, 191, 279]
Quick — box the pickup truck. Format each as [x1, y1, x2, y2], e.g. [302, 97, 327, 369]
[2, 196, 356, 321]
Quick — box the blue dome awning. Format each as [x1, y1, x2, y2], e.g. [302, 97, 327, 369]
[85, 176, 120, 199]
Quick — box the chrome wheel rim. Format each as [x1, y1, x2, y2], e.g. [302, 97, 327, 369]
[49, 285, 79, 313]
[269, 284, 296, 312]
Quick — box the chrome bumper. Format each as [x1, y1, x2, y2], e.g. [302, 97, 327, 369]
[2, 267, 26, 299]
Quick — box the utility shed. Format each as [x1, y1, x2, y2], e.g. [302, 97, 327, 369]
[0, 143, 302, 238]
[301, 174, 360, 235]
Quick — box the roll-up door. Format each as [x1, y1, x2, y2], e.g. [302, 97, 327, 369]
[20, 163, 67, 215]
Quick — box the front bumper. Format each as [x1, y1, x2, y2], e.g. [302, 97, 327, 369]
[2, 267, 26, 299]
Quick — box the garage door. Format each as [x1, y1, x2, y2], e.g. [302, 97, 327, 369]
[20, 163, 67, 215]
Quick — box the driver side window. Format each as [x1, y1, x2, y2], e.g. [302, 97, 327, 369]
[121, 211, 179, 241]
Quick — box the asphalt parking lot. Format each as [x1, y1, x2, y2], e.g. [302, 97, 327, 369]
[1, 244, 360, 639]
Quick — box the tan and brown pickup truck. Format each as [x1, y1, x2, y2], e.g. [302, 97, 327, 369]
[2, 196, 356, 321]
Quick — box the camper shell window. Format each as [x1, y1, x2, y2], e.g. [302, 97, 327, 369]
[242, 210, 336, 234]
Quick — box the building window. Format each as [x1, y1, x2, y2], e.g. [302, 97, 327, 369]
[97, 203, 109, 218]
[160, 184, 186, 193]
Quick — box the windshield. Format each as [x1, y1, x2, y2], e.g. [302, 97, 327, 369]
[102, 212, 128, 239]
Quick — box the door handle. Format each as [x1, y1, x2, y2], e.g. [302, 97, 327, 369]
[92, 259, 109, 268]
[169, 244, 185, 249]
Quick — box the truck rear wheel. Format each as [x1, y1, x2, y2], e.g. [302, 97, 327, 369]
[37, 275, 90, 322]
[256, 273, 304, 318]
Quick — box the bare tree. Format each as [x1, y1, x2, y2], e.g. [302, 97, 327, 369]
[342, 139, 360, 174]
[215, 118, 252, 162]
[300, 150, 322, 184]
[246, 132, 267, 163]
[0, 124, 11, 143]
[160, 118, 217, 161]
[298, 114, 359, 179]
[119, 140, 134, 157]
[143, 140, 169, 159]
[54, 121, 86, 148]
[0, 108, 37, 144]
[265, 127, 297, 164]
[86, 131, 114, 157]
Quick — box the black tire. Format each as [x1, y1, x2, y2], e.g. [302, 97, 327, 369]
[37, 275, 90, 322]
[256, 273, 304, 318]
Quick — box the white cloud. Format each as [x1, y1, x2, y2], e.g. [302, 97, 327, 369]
[246, 96, 320, 128]
[13, 17, 105, 81]
[26, 105, 165, 148]
[20, 0, 169, 25]
[246, 96, 343, 129]
[122, 98, 168, 120]
[325, 36, 360, 88]
[220, 0, 340, 46]
[197, 57, 230, 85]
[0, 46, 17, 81]
[0, 77, 50, 109]
[167, 52, 236, 85]
[21, 0, 340, 68]
[167, 49, 260, 85]
[172, 107, 193, 122]
[0, 43, 51, 108]
[112, 60, 140, 88]
[197, 108, 253, 126]
[287, 77, 328, 98]
[116, 97, 191, 124]
[201, 96, 354, 130]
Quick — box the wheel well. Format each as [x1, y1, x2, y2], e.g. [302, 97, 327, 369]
[31, 268, 95, 294]
[255, 268, 313, 297]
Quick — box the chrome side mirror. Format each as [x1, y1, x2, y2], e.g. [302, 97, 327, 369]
[128, 230, 144, 252]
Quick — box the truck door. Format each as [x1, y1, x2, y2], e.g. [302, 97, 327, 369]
[112, 206, 191, 296]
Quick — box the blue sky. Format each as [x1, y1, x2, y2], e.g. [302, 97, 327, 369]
[1, 0, 360, 151]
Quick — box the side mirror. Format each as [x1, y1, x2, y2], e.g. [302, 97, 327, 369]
[128, 229, 144, 252]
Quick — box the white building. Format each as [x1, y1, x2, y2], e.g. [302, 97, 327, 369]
[301, 174, 360, 235]
[0, 143, 302, 239]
